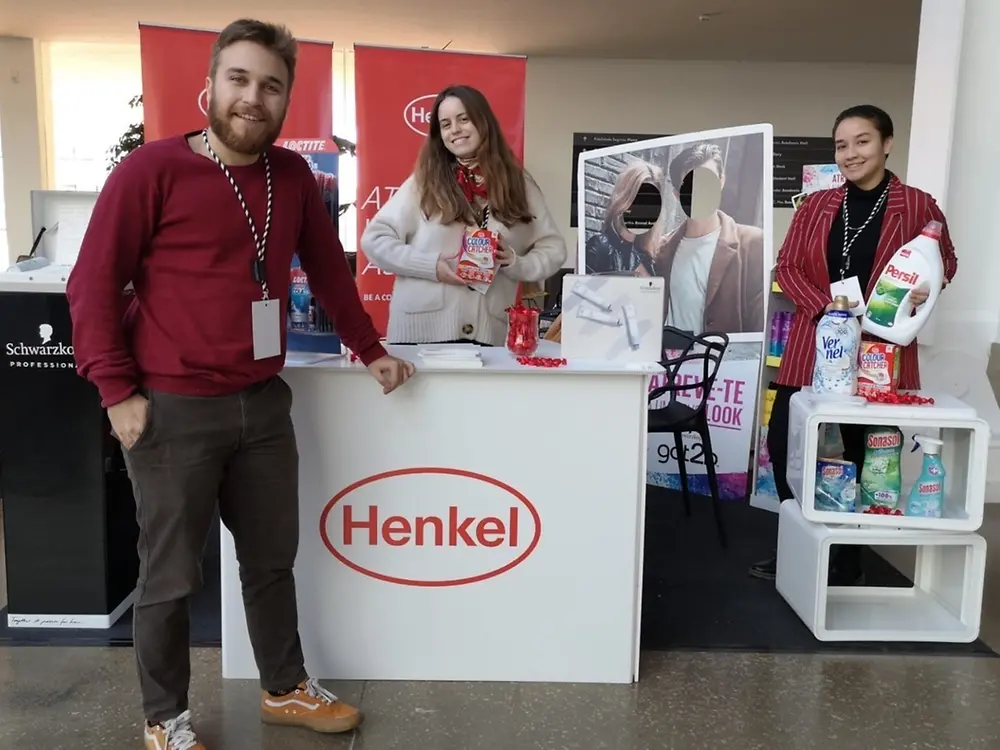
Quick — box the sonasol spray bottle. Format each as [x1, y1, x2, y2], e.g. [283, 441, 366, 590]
[906, 435, 945, 518]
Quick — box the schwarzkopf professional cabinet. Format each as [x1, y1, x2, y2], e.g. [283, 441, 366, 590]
[0, 278, 138, 629]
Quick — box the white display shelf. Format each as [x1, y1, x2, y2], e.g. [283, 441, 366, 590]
[786, 390, 990, 532]
[776, 500, 987, 642]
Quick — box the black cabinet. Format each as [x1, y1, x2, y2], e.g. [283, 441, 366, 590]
[0, 289, 138, 628]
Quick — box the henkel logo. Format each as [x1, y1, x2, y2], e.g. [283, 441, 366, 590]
[319, 467, 541, 587]
[403, 95, 437, 136]
[885, 263, 920, 286]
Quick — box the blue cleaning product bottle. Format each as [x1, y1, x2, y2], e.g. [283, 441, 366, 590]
[289, 256, 311, 332]
[906, 434, 945, 518]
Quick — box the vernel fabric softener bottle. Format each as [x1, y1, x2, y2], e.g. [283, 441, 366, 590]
[812, 295, 860, 396]
[906, 435, 946, 518]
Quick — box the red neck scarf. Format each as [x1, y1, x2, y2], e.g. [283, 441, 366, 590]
[456, 164, 488, 203]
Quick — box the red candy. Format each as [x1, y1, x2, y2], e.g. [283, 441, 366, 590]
[862, 505, 904, 516]
[506, 305, 540, 357]
[863, 390, 935, 406]
[516, 356, 567, 368]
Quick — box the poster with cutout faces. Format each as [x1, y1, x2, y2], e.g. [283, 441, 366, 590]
[577, 124, 773, 500]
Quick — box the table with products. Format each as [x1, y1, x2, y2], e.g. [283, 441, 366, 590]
[220, 342, 658, 683]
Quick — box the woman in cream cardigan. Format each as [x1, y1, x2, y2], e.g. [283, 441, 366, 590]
[361, 84, 567, 346]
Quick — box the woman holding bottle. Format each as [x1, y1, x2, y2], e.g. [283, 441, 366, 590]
[361, 85, 567, 346]
[749, 104, 958, 583]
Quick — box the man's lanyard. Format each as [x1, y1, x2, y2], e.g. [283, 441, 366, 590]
[202, 130, 274, 299]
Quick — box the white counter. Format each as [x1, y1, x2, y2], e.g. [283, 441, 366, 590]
[221, 342, 655, 683]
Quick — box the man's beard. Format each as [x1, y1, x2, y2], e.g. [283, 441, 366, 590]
[207, 99, 285, 155]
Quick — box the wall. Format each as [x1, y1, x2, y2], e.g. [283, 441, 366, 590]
[523, 58, 917, 267]
[0, 37, 48, 264]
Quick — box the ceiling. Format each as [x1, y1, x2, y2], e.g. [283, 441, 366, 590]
[4, 0, 921, 64]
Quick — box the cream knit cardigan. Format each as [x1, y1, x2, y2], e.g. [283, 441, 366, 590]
[360, 174, 567, 345]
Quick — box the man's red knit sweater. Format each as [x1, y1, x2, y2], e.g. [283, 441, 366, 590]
[67, 135, 386, 407]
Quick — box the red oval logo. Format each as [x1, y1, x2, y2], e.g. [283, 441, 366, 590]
[403, 94, 437, 136]
[319, 467, 541, 587]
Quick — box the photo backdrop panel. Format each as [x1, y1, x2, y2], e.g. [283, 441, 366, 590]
[578, 125, 774, 498]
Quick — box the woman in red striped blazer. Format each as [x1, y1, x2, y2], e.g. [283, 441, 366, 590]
[750, 105, 958, 583]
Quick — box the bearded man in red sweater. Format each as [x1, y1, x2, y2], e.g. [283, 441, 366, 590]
[66, 18, 412, 750]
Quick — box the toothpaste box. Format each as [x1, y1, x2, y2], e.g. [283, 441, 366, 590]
[814, 458, 857, 513]
[857, 341, 900, 397]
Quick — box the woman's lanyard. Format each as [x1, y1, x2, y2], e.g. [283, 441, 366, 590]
[839, 185, 888, 280]
[202, 129, 273, 299]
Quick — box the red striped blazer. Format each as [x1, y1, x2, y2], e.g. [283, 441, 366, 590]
[775, 175, 958, 389]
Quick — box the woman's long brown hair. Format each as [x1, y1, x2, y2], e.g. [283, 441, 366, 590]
[414, 85, 534, 227]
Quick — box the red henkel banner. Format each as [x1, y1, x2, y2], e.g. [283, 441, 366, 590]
[354, 45, 527, 336]
[138, 23, 333, 142]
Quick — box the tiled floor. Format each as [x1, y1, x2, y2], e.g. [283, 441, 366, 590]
[3, 505, 1000, 748]
[4, 646, 1000, 749]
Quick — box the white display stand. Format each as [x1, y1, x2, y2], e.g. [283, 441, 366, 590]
[777, 389, 991, 643]
[776, 500, 986, 642]
[559, 274, 665, 365]
[221, 342, 657, 684]
[787, 390, 990, 531]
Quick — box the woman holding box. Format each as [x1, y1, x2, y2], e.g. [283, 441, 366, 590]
[749, 104, 958, 582]
[362, 85, 566, 346]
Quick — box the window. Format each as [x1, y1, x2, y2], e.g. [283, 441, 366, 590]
[43, 43, 360, 252]
[47, 42, 142, 191]
[332, 49, 358, 253]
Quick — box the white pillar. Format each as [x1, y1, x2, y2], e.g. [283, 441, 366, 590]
[904, 0, 965, 348]
[921, 0, 1000, 361]
[908, 0, 1000, 482]
[0, 36, 48, 264]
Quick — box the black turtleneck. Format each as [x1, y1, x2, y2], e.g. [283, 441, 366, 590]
[826, 170, 892, 293]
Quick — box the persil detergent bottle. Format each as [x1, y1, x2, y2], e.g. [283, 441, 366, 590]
[812, 295, 861, 397]
[861, 220, 945, 346]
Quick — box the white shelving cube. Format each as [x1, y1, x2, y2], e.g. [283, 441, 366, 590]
[776, 500, 987, 642]
[786, 390, 990, 532]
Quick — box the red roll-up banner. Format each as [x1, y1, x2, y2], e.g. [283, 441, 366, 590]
[354, 45, 527, 336]
[138, 23, 333, 143]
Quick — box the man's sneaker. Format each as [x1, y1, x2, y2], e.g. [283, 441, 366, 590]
[261, 677, 363, 733]
[143, 710, 206, 749]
